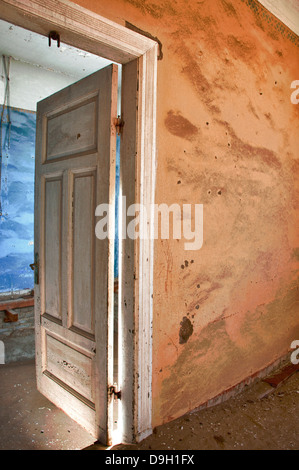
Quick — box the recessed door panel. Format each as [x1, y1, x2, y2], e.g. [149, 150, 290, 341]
[72, 171, 96, 337]
[46, 97, 98, 161]
[44, 332, 95, 404]
[44, 177, 62, 320]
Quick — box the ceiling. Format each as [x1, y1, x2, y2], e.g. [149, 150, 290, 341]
[258, 0, 299, 37]
[0, 2, 297, 78]
[0, 18, 114, 79]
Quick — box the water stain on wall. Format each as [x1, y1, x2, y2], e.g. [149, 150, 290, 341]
[179, 316, 193, 344]
[164, 110, 198, 140]
[160, 281, 299, 423]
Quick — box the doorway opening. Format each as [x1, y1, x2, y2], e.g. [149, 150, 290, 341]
[0, 0, 157, 446]
[0, 18, 121, 444]
[0, 17, 121, 294]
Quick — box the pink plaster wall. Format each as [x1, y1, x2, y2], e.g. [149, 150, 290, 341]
[74, 0, 299, 427]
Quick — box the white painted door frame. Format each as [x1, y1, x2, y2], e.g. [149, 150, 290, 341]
[0, 0, 157, 444]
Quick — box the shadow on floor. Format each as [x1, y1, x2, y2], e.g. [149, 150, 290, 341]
[1, 359, 298, 450]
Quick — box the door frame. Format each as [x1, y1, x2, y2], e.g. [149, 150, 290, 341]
[0, 0, 157, 444]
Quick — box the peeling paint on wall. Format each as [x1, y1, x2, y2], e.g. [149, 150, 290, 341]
[165, 111, 198, 140]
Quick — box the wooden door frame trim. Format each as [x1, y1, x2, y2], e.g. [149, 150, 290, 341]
[0, 0, 157, 444]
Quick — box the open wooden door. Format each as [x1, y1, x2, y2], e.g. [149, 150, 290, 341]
[33, 64, 118, 445]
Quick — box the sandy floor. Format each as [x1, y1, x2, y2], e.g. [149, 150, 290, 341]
[111, 363, 299, 451]
[0, 360, 95, 450]
[0, 359, 298, 450]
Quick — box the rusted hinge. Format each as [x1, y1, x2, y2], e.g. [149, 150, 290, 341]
[109, 384, 121, 400]
[113, 116, 124, 135]
[29, 252, 39, 285]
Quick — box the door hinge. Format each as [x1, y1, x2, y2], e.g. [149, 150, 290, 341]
[109, 384, 121, 400]
[29, 252, 39, 285]
[113, 116, 124, 135]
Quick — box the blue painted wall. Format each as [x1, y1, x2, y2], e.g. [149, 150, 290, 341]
[0, 106, 120, 293]
[0, 106, 35, 293]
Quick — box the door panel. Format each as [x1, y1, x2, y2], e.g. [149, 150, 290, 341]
[34, 64, 118, 444]
[45, 333, 94, 402]
[72, 171, 96, 336]
[44, 176, 62, 320]
[46, 96, 98, 161]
